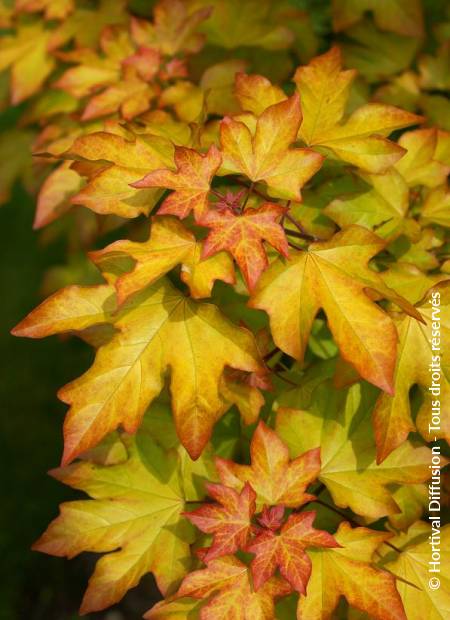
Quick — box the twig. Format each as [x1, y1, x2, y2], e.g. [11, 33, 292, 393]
[284, 212, 318, 242]
[285, 228, 314, 241]
[313, 482, 326, 496]
[314, 498, 364, 528]
[263, 347, 281, 362]
[288, 240, 304, 251]
[234, 178, 270, 201]
[242, 182, 254, 208]
[211, 189, 225, 200]
[184, 499, 212, 505]
[270, 368, 299, 387]
[383, 540, 403, 554]
[315, 498, 403, 554]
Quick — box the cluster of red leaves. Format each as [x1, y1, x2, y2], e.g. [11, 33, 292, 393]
[184, 423, 336, 593]
[149, 423, 409, 620]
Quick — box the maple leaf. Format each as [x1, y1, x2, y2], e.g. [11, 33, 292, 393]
[81, 72, 156, 122]
[379, 521, 450, 619]
[294, 47, 423, 173]
[388, 484, 429, 532]
[158, 79, 205, 123]
[8, 5, 450, 618]
[90, 215, 235, 303]
[373, 70, 421, 110]
[50, 0, 128, 49]
[131, 0, 212, 56]
[234, 72, 286, 116]
[200, 60, 248, 116]
[297, 522, 407, 620]
[341, 21, 420, 85]
[34, 162, 83, 229]
[175, 555, 291, 620]
[394, 128, 450, 188]
[276, 381, 438, 520]
[381, 263, 450, 306]
[12, 283, 115, 339]
[137, 109, 194, 145]
[145, 598, 203, 619]
[55, 25, 157, 121]
[189, 0, 295, 50]
[14, 279, 263, 462]
[257, 505, 285, 531]
[387, 226, 443, 272]
[215, 421, 320, 508]
[0, 21, 57, 104]
[184, 482, 256, 562]
[331, 0, 424, 37]
[63, 130, 175, 217]
[247, 511, 339, 593]
[250, 225, 422, 393]
[54, 27, 133, 100]
[219, 94, 324, 201]
[325, 168, 411, 240]
[219, 368, 267, 427]
[214, 188, 246, 213]
[32, 428, 195, 614]
[421, 184, 450, 228]
[122, 45, 161, 81]
[200, 202, 288, 291]
[373, 281, 450, 462]
[132, 145, 222, 221]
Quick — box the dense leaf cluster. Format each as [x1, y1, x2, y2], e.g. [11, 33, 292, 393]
[5, 0, 450, 617]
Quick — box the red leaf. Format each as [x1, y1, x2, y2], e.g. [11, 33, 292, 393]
[257, 505, 285, 531]
[201, 203, 288, 290]
[247, 511, 339, 593]
[184, 482, 256, 561]
[132, 144, 222, 221]
[215, 421, 321, 507]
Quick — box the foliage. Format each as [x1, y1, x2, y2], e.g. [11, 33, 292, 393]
[5, 0, 450, 617]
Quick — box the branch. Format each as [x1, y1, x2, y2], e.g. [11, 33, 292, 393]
[263, 347, 281, 362]
[233, 178, 270, 202]
[270, 367, 299, 387]
[242, 182, 254, 208]
[287, 240, 304, 251]
[315, 498, 403, 554]
[285, 228, 315, 242]
[284, 211, 318, 242]
[211, 189, 225, 200]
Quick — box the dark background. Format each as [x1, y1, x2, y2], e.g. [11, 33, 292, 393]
[1, 187, 160, 619]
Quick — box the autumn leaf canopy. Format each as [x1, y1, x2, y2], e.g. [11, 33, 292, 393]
[7, 0, 450, 617]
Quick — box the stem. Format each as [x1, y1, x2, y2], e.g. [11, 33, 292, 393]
[284, 212, 318, 242]
[288, 240, 304, 251]
[263, 347, 281, 362]
[313, 482, 326, 496]
[291, 483, 326, 514]
[315, 498, 403, 555]
[270, 368, 299, 387]
[211, 189, 225, 200]
[234, 178, 270, 201]
[314, 498, 363, 528]
[242, 182, 254, 209]
[384, 541, 403, 554]
[184, 499, 212, 505]
[285, 229, 314, 241]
